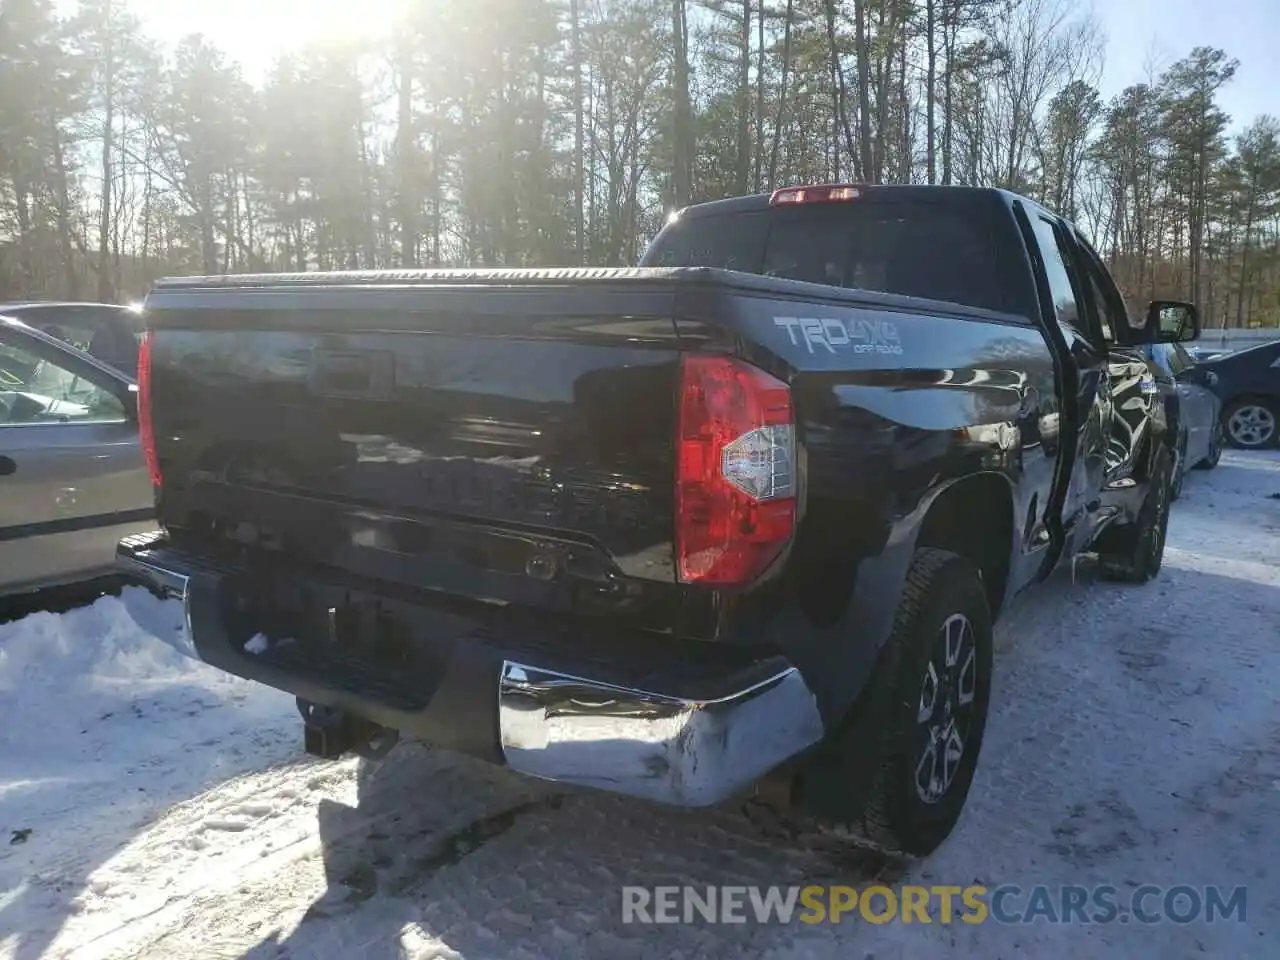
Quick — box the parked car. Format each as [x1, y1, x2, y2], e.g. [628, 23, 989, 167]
[0, 315, 155, 598]
[1140, 340, 1224, 497]
[1185, 344, 1232, 363]
[0, 301, 143, 378]
[118, 184, 1194, 858]
[1198, 339, 1280, 448]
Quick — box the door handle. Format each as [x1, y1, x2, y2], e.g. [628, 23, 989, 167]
[0, 456, 15, 476]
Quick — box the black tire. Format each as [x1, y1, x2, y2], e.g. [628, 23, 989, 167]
[1098, 446, 1172, 584]
[1194, 419, 1223, 470]
[1222, 398, 1278, 450]
[801, 548, 993, 857]
[1170, 431, 1186, 501]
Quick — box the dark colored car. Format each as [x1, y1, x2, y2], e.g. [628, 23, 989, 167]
[1140, 341, 1224, 497]
[118, 184, 1195, 858]
[1186, 344, 1231, 363]
[0, 301, 143, 379]
[1198, 339, 1280, 449]
[0, 316, 154, 597]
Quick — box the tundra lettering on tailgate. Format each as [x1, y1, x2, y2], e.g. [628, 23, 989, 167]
[774, 316, 904, 356]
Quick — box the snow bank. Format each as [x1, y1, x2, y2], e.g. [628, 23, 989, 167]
[0, 588, 189, 694]
[0, 588, 298, 959]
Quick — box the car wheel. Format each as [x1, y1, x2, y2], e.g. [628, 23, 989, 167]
[1194, 419, 1223, 470]
[1170, 432, 1186, 501]
[797, 548, 993, 857]
[1223, 398, 1278, 449]
[1099, 446, 1172, 584]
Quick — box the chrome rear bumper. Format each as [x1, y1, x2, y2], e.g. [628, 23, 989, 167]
[499, 663, 824, 806]
[117, 533, 825, 807]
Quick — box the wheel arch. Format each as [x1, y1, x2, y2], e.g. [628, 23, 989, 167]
[915, 471, 1016, 620]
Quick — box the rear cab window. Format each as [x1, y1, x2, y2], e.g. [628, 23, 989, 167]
[642, 194, 1035, 319]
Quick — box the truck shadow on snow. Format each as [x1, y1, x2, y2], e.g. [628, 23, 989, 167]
[236, 743, 911, 960]
[234, 545, 1280, 960]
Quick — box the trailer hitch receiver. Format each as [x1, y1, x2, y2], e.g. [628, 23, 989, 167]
[297, 699, 400, 760]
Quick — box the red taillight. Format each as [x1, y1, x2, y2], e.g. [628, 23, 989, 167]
[769, 183, 864, 206]
[136, 330, 162, 488]
[676, 355, 797, 585]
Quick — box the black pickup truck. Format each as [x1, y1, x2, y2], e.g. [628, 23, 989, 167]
[118, 184, 1200, 856]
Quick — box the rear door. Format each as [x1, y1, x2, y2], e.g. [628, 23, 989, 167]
[1024, 212, 1112, 545]
[1067, 234, 1162, 485]
[0, 327, 153, 592]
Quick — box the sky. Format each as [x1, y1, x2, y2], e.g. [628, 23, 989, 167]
[1096, 0, 1278, 130]
[116, 0, 1278, 132]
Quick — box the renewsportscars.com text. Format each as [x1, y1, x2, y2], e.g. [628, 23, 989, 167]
[621, 884, 1247, 926]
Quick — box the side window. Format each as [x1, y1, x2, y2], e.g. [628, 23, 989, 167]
[0, 340, 126, 426]
[1071, 238, 1131, 345]
[1077, 269, 1116, 344]
[1028, 215, 1084, 329]
[1166, 343, 1194, 376]
[36, 322, 95, 353]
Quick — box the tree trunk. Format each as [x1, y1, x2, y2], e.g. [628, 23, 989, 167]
[671, 0, 693, 206]
[571, 0, 585, 262]
[824, 0, 859, 180]
[429, 124, 441, 264]
[926, 0, 937, 183]
[14, 178, 33, 295]
[396, 31, 417, 267]
[98, 2, 115, 301]
[49, 119, 79, 297]
[853, 0, 874, 181]
[1236, 203, 1255, 327]
[141, 128, 154, 281]
[768, 0, 794, 189]
[898, 27, 909, 181]
[736, 0, 751, 195]
[754, 0, 765, 192]
[942, 4, 956, 184]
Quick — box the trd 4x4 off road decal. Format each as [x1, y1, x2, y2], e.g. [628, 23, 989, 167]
[774, 316, 904, 356]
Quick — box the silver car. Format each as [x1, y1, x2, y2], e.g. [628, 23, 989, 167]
[0, 315, 155, 597]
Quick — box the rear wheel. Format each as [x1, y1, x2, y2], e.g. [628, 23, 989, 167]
[1099, 446, 1172, 584]
[1194, 419, 1223, 470]
[798, 548, 993, 857]
[1223, 398, 1278, 449]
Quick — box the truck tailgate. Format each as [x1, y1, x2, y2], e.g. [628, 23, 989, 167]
[144, 276, 687, 615]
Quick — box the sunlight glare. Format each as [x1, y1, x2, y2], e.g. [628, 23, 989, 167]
[130, 0, 403, 79]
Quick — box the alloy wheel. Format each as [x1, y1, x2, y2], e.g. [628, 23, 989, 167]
[1227, 404, 1276, 448]
[913, 614, 977, 805]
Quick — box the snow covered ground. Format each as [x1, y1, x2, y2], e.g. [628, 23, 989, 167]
[2, 451, 1278, 960]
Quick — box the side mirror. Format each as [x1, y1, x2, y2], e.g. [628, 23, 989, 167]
[1147, 300, 1200, 343]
